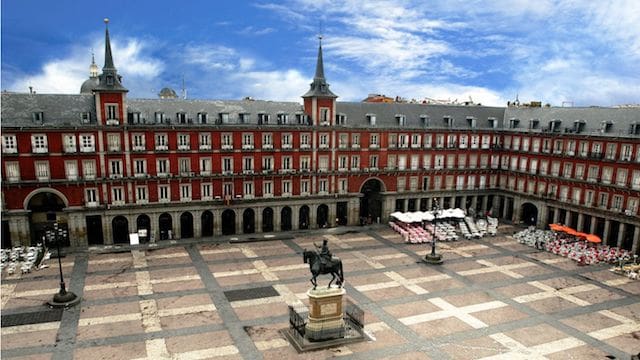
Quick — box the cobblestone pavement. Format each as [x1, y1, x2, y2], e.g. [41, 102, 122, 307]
[2, 225, 639, 359]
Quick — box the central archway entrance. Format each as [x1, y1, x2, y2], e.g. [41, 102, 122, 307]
[180, 212, 194, 239]
[521, 203, 538, 226]
[360, 178, 384, 224]
[281, 207, 292, 231]
[262, 208, 274, 232]
[299, 205, 310, 229]
[136, 215, 151, 243]
[159, 213, 173, 240]
[201, 211, 213, 237]
[317, 204, 329, 228]
[243, 209, 255, 234]
[26, 191, 68, 246]
[112, 216, 129, 244]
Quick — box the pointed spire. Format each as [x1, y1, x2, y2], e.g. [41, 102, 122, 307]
[303, 36, 336, 99]
[314, 36, 325, 80]
[103, 18, 116, 71]
[89, 50, 99, 78]
[95, 18, 127, 92]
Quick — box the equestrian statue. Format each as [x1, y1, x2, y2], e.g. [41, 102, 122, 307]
[303, 240, 344, 289]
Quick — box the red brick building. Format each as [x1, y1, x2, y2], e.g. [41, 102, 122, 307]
[2, 23, 639, 253]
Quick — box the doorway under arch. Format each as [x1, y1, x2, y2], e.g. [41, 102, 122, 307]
[159, 213, 173, 240]
[112, 216, 129, 244]
[317, 204, 329, 228]
[521, 203, 538, 226]
[180, 212, 194, 239]
[360, 178, 384, 224]
[221, 209, 236, 235]
[299, 205, 310, 229]
[201, 211, 213, 237]
[136, 215, 151, 243]
[26, 191, 68, 246]
[262, 208, 274, 232]
[281, 207, 292, 231]
[243, 209, 255, 234]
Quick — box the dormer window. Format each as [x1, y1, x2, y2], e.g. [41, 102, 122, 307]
[335, 113, 347, 125]
[420, 115, 429, 127]
[319, 108, 329, 124]
[549, 119, 562, 132]
[467, 116, 476, 128]
[235, 113, 247, 124]
[258, 113, 270, 125]
[81, 112, 92, 124]
[488, 117, 498, 128]
[197, 112, 208, 124]
[155, 112, 166, 124]
[601, 120, 613, 133]
[176, 112, 187, 124]
[444, 116, 454, 127]
[630, 122, 640, 135]
[106, 76, 114, 85]
[574, 120, 586, 133]
[277, 113, 289, 125]
[509, 118, 520, 129]
[295, 113, 308, 125]
[219, 113, 230, 124]
[128, 112, 141, 124]
[529, 119, 539, 129]
[366, 114, 376, 126]
[395, 114, 406, 126]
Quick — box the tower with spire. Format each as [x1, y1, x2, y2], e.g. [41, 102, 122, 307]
[302, 36, 337, 126]
[93, 18, 128, 126]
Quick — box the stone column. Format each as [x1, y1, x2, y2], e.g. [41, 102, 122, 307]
[172, 212, 181, 240]
[292, 205, 300, 230]
[471, 196, 477, 211]
[632, 226, 639, 255]
[564, 210, 572, 227]
[590, 217, 597, 234]
[212, 210, 222, 237]
[577, 214, 585, 233]
[192, 210, 202, 239]
[309, 204, 317, 229]
[235, 209, 242, 235]
[481, 196, 488, 213]
[255, 207, 263, 233]
[328, 203, 337, 227]
[539, 204, 549, 227]
[617, 222, 626, 248]
[273, 207, 282, 232]
[552, 208, 560, 224]
[603, 220, 611, 246]
[103, 216, 113, 245]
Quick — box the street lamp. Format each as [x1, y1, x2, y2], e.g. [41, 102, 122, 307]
[46, 222, 80, 308]
[423, 200, 443, 265]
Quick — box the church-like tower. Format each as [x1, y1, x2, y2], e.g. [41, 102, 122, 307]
[93, 18, 128, 126]
[302, 37, 337, 126]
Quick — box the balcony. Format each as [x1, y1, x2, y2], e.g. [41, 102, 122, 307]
[177, 145, 190, 151]
[155, 145, 168, 151]
[262, 169, 273, 175]
[133, 146, 146, 152]
[282, 144, 292, 150]
[242, 169, 254, 175]
[222, 170, 233, 176]
[199, 144, 211, 150]
[200, 171, 211, 176]
[370, 144, 379, 149]
[85, 201, 99, 208]
[242, 144, 254, 150]
[221, 145, 233, 151]
[300, 144, 311, 150]
[351, 144, 360, 149]
[262, 144, 273, 150]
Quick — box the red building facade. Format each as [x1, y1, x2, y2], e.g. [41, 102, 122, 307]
[2, 23, 639, 252]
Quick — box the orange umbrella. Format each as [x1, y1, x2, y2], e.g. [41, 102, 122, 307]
[564, 227, 579, 236]
[585, 234, 602, 243]
[549, 224, 564, 231]
[575, 232, 589, 239]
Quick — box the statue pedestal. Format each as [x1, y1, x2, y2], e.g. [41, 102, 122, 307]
[305, 287, 345, 341]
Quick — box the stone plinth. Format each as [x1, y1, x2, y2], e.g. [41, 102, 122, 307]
[305, 287, 345, 341]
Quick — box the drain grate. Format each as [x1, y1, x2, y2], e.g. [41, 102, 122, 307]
[1, 308, 63, 327]
[224, 286, 279, 302]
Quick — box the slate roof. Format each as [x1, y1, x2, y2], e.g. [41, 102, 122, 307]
[2, 92, 639, 139]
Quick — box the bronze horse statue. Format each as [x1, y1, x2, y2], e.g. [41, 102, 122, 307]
[303, 249, 344, 290]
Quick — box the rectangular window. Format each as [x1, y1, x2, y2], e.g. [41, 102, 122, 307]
[243, 157, 254, 173]
[242, 133, 254, 149]
[5, 162, 20, 182]
[369, 155, 378, 170]
[157, 159, 169, 176]
[63, 134, 77, 153]
[200, 157, 211, 175]
[85, 188, 98, 206]
[352, 134, 360, 148]
[339, 133, 348, 149]
[301, 133, 311, 149]
[300, 180, 310, 195]
[318, 156, 328, 171]
[106, 104, 119, 120]
[134, 159, 147, 177]
[262, 133, 273, 149]
[222, 157, 233, 174]
[110, 160, 122, 178]
[132, 133, 146, 151]
[222, 133, 233, 149]
[35, 161, 49, 181]
[136, 186, 148, 203]
[262, 156, 273, 172]
[201, 183, 212, 200]
[180, 184, 192, 201]
[65, 160, 78, 180]
[82, 160, 96, 180]
[178, 134, 190, 150]
[31, 134, 48, 153]
[319, 134, 329, 148]
[244, 182, 254, 198]
[300, 156, 310, 171]
[281, 133, 292, 149]
[339, 179, 348, 194]
[198, 112, 208, 124]
[155, 134, 168, 150]
[351, 155, 360, 170]
[179, 158, 191, 175]
[199, 133, 211, 150]
[158, 185, 170, 202]
[282, 180, 292, 195]
[2, 135, 18, 153]
[370, 134, 379, 148]
[107, 133, 121, 152]
[80, 134, 95, 152]
[319, 179, 328, 194]
[111, 187, 124, 204]
[263, 181, 273, 197]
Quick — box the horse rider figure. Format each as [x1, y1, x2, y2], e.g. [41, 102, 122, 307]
[316, 240, 332, 266]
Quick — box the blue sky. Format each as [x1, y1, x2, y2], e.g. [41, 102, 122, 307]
[2, 0, 639, 107]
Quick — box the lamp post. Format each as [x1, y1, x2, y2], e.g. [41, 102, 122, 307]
[46, 222, 80, 308]
[423, 200, 443, 265]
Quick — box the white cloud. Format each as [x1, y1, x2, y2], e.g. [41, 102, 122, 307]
[5, 37, 163, 95]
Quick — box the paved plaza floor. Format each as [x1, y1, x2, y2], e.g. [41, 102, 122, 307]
[2, 225, 639, 359]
